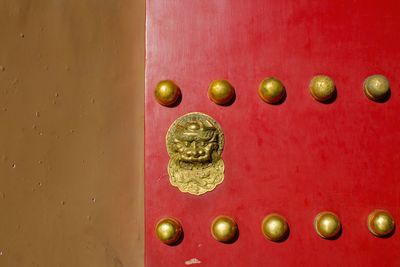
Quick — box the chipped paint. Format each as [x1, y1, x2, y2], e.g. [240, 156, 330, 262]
[185, 258, 201, 265]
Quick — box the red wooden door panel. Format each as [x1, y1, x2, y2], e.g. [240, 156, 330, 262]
[145, 1, 400, 266]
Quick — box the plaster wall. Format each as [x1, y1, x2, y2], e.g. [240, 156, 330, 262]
[0, 1, 144, 266]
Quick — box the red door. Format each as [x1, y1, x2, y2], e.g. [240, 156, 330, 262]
[145, 1, 400, 266]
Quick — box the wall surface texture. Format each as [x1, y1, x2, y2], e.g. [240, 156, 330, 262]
[0, 1, 144, 266]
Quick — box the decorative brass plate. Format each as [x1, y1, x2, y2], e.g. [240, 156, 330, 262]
[166, 112, 224, 195]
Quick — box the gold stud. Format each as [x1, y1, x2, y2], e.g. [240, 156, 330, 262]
[208, 80, 235, 105]
[309, 75, 336, 102]
[155, 217, 183, 245]
[368, 209, 395, 237]
[258, 77, 286, 104]
[154, 80, 181, 106]
[211, 215, 238, 243]
[314, 211, 341, 239]
[261, 213, 289, 242]
[364, 75, 390, 101]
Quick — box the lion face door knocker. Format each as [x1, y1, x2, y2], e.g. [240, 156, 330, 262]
[166, 112, 225, 195]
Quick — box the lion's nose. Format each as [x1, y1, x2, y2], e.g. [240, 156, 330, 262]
[186, 149, 201, 158]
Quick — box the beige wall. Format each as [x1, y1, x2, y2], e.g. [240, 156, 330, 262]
[0, 1, 144, 266]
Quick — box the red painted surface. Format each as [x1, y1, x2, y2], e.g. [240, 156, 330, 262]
[145, 1, 400, 266]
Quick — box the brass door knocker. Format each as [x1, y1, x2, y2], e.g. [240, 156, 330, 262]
[166, 112, 225, 195]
